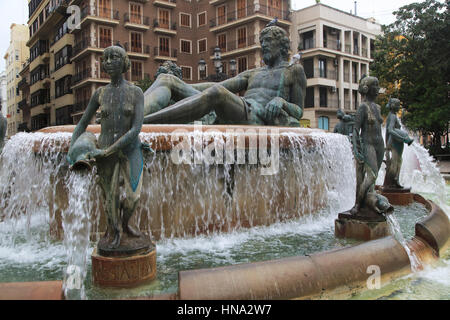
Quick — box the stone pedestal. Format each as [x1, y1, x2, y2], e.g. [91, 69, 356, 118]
[380, 187, 414, 206]
[92, 245, 157, 288]
[335, 213, 390, 241]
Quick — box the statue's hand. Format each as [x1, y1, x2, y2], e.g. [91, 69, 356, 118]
[86, 149, 107, 160]
[263, 97, 285, 121]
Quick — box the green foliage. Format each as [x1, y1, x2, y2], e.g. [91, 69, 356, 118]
[370, 0, 450, 151]
[135, 76, 153, 93]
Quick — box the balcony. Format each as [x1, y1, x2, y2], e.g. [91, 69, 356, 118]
[153, 19, 177, 36]
[77, 6, 120, 28]
[72, 38, 106, 60]
[209, 4, 291, 32]
[71, 67, 109, 89]
[298, 38, 316, 51]
[362, 48, 368, 58]
[211, 35, 259, 58]
[124, 43, 151, 59]
[124, 13, 151, 31]
[27, 0, 71, 47]
[18, 99, 29, 110]
[345, 45, 351, 54]
[18, 78, 29, 90]
[323, 39, 341, 51]
[153, 0, 176, 9]
[306, 69, 337, 80]
[72, 100, 90, 114]
[153, 47, 177, 62]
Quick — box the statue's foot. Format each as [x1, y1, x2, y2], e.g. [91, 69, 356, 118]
[350, 205, 359, 215]
[111, 232, 121, 249]
[123, 224, 143, 238]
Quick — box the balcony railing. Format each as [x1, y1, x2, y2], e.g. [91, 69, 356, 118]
[73, 100, 90, 114]
[154, 47, 177, 58]
[124, 13, 150, 26]
[345, 44, 351, 54]
[18, 78, 29, 89]
[362, 48, 368, 58]
[306, 69, 337, 80]
[298, 39, 315, 50]
[209, 4, 290, 27]
[18, 99, 29, 110]
[153, 19, 177, 30]
[124, 43, 151, 55]
[344, 72, 350, 82]
[323, 38, 341, 51]
[73, 38, 92, 56]
[80, 6, 120, 21]
[212, 35, 257, 54]
[72, 68, 92, 85]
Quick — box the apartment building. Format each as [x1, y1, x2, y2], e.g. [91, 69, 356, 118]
[290, 3, 381, 131]
[21, 0, 291, 131]
[0, 71, 6, 118]
[3, 24, 30, 137]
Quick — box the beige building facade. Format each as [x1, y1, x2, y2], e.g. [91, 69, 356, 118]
[290, 3, 381, 131]
[3, 24, 29, 137]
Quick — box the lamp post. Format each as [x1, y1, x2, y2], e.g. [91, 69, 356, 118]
[198, 47, 231, 82]
[213, 47, 222, 75]
[229, 59, 237, 77]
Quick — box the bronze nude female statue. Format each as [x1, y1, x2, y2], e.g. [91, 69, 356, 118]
[383, 98, 414, 190]
[351, 76, 393, 216]
[67, 45, 151, 256]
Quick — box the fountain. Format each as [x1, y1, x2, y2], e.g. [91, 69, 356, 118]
[0, 27, 449, 301]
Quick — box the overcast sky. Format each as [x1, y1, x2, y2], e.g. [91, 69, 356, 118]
[0, 0, 434, 71]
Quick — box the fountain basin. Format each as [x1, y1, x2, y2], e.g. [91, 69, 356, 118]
[35, 125, 352, 241]
[172, 195, 449, 300]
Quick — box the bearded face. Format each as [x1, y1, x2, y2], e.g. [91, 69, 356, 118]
[261, 33, 282, 66]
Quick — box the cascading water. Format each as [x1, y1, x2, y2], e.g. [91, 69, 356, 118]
[0, 128, 355, 298]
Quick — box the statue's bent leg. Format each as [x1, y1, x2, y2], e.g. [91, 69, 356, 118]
[144, 84, 247, 124]
[120, 159, 143, 237]
[144, 74, 201, 115]
[97, 160, 121, 248]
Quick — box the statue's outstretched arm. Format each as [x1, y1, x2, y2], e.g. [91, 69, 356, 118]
[70, 89, 101, 148]
[191, 71, 250, 93]
[104, 87, 144, 158]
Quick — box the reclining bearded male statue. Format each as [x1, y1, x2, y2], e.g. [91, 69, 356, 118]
[142, 25, 307, 127]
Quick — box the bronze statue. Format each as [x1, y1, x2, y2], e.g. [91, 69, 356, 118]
[351, 76, 393, 216]
[383, 98, 414, 190]
[0, 109, 7, 154]
[143, 25, 307, 126]
[333, 109, 354, 137]
[67, 45, 151, 256]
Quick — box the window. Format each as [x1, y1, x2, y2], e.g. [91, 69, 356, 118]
[198, 12, 206, 27]
[180, 13, 191, 28]
[301, 31, 314, 50]
[318, 116, 329, 130]
[159, 9, 170, 29]
[237, 27, 247, 48]
[98, 0, 111, 19]
[130, 32, 143, 53]
[55, 105, 74, 126]
[238, 56, 247, 73]
[55, 76, 72, 98]
[53, 21, 69, 44]
[319, 59, 327, 78]
[319, 87, 328, 107]
[268, 0, 282, 17]
[218, 33, 227, 51]
[217, 5, 226, 25]
[303, 58, 313, 78]
[129, 2, 142, 24]
[305, 87, 314, 108]
[181, 66, 192, 80]
[198, 39, 207, 53]
[99, 27, 112, 48]
[159, 37, 170, 56]
[54, 46, 72, 71]
[15, 50, 19, 61]
[180, 40, 191, 54]
[237, 0, 246, 19]
[131, 61, 143, 81]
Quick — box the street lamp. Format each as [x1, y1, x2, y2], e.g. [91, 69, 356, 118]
[198, 58, 206, 80]
[213, 47, 222, 75]
[229, 59, 237, 77]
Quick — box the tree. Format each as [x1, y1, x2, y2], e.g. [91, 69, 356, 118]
[135, 76, 153, 93]
[371, 0, 450, 154]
